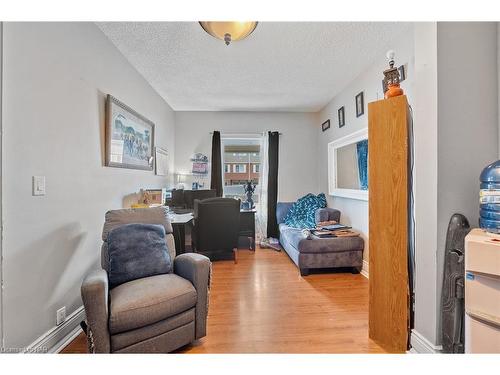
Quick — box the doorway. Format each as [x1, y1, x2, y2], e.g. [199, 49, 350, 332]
[0, 21, 4, 348]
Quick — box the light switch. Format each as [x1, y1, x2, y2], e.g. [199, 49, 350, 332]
[32, 176, 46, 196]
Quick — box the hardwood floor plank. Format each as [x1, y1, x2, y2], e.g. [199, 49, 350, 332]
[61, 246, 385, 354]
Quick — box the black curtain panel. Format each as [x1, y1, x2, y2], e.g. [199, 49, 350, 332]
[267, 131, 280, 238]
[210, 131, 223, 197]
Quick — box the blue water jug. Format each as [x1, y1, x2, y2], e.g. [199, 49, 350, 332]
[479, 160, 500, 233]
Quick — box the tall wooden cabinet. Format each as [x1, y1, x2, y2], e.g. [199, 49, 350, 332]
[368, 95, 410, 353]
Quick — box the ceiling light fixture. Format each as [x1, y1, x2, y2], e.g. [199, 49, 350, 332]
[199, 21, 258, 46]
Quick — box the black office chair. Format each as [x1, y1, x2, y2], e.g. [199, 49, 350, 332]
[171, 189, 186, 209]
[184, 189, 217, 209]
[192, 198, 241, 262]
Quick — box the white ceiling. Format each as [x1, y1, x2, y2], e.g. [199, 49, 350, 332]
[97, 22, 413, 112]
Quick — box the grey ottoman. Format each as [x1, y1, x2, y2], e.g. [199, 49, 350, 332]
[297, 235, 364, 276]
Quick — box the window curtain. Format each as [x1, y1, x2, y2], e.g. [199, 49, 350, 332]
[356, 139, 368, 190]
[256, 133, 269, 243]
[210, 131, 223, 197]
[266, 131, 280, 238]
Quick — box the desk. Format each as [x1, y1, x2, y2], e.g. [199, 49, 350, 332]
[239, 209, 256, 250]
[170, 209, 257, 254]
[170, 213, 193, 254]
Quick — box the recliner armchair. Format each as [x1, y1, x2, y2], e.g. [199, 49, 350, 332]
[81, 206, 211, 353]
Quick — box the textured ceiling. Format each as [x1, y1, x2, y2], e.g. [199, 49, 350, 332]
[97, 22, 412, 112]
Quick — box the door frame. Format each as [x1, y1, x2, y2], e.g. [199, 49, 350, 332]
[0, 21, 4, 349]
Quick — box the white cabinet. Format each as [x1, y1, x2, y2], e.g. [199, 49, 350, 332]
[464, 229, 500, 353]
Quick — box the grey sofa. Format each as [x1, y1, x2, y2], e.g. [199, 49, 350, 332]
[277, 202, 364, 276]
[81, 206, 211, 353]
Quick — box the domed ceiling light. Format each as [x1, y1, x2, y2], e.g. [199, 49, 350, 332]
[199, 21, 258, 45]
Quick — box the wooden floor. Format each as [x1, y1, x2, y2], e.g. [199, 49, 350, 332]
[62, 246, 385, 353]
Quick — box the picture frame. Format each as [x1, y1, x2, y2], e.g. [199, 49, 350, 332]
[191, 153, 209, 175]
[105, 94, 155, 171]
[155, 147, 169, 176]
[321, 119, 331, 132]
[144, 189, 166, 205]
[398, 64, 406, 82]
[338, 106, 345, 128]
[355, 91, 364, 118]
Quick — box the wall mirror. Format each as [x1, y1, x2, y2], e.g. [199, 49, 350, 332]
[328, 128, 368, 201]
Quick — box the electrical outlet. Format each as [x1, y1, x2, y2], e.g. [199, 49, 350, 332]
[32, 176, 46, 196]
[56, 306, 66, 326]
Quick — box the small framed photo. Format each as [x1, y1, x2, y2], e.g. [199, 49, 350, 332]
[355, 91, 364, 118]
[338, 106, 345, 128]
[321, 119, 331, 132]
[155, 147, 169, 176]
[398, 64, 406, 82]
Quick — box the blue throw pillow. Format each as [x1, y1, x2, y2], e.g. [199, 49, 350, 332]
[284, 193, 327, 229]
[107, 223, 172, 289]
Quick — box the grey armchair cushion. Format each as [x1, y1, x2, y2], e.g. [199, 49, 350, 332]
[102, 206, 173, 241]
[102, 207, 175, 264]
[109, 273, 197, 334]
[102, 233, 175, 273]
[111, 309, 195, 351]
[107, 223, 172, 289]
[174, 253, 211, 339]
[81, 269, 110, 353]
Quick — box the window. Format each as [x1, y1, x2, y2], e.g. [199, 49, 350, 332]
[222, 138, 261, 205]
[234, 164, 246, 173]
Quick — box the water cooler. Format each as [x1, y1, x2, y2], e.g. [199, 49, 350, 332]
[463, 160, 500, 352]
[464, 229, 500, 353]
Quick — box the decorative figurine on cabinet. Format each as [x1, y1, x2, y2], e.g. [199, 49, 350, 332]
[244, 180, 256, 210]
[383, 50, 404, 99]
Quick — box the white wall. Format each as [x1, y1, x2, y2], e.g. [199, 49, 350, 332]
[435, 21, 498, 340]
[315, 30, 415, 263]
[174, 111, 318, 202]
[412, 22, 440, 348]
[1, 22, 176, 348]
[0, 22, 4, 345]
[412, 22, 499, 350]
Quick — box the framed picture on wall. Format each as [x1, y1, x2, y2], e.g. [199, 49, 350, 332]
[321, 119, 331, 132]
[355, 91, 364, 118]
[105, 94, 155, 171]
[398, 64, 407, 82]
[338, 106, 345, 128]
[155, 147, 169, 176]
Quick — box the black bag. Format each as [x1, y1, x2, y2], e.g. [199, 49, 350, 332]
[440, 213, 471, 353]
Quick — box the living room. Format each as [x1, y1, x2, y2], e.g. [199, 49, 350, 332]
[1, 1, 500, 373]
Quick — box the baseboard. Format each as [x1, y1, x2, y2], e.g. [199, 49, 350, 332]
[409, 329, 442, 353]
[361, 259, 369, 279]
[25, 306, 85, 353]
[53, 322, 84, 353]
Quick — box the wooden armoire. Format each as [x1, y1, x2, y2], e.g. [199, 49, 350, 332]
[368, 95, 411, 353]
